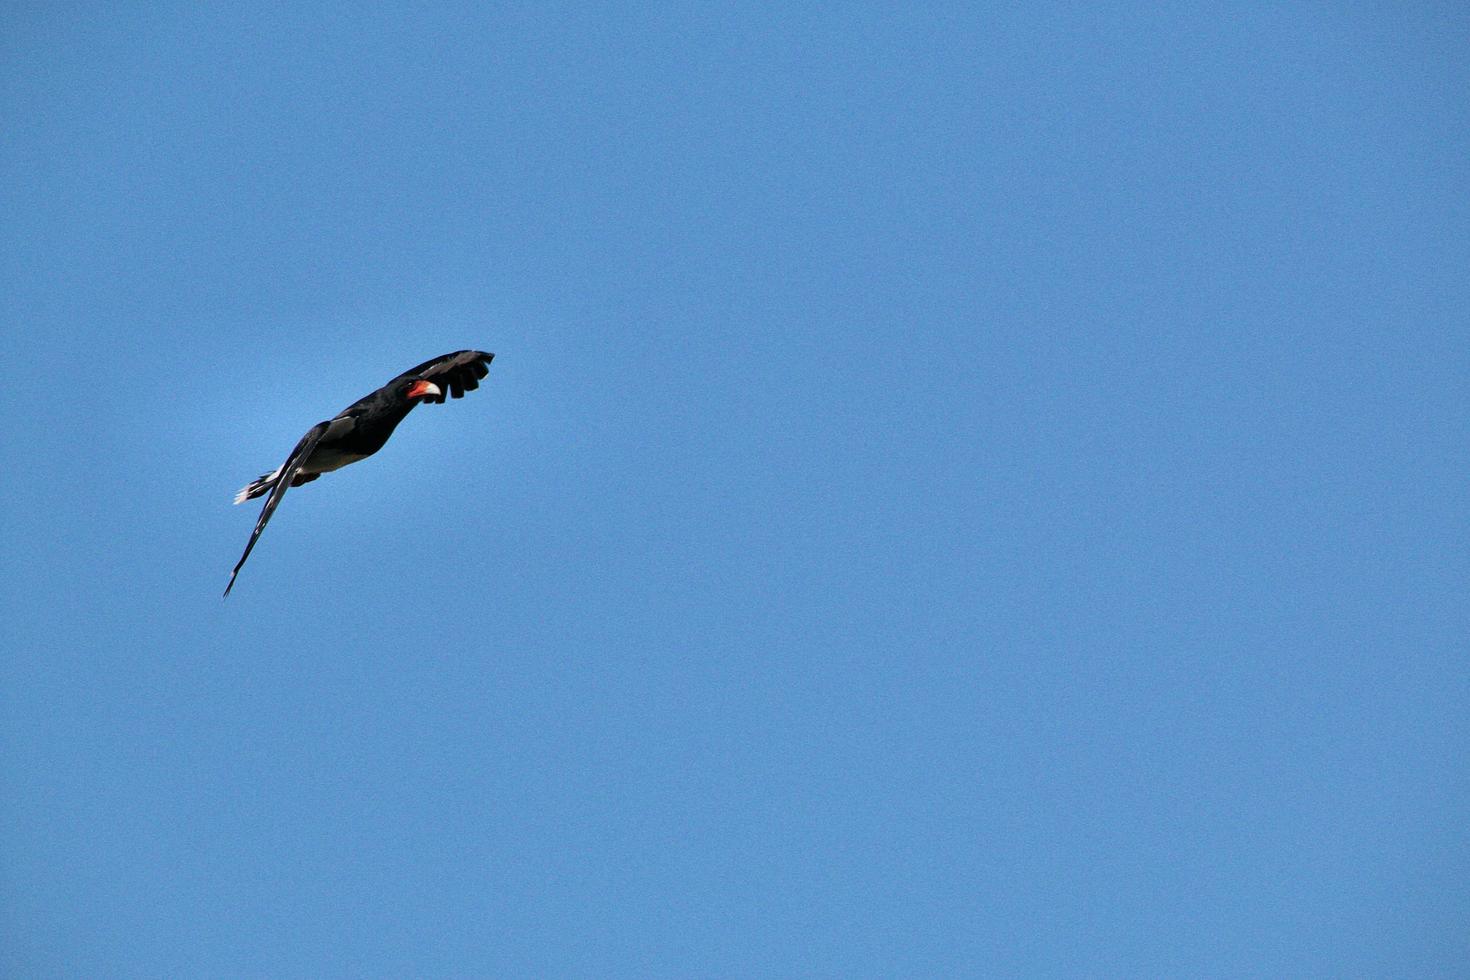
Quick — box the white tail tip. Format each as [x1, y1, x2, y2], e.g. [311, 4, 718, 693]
[234, 466, 281, 505]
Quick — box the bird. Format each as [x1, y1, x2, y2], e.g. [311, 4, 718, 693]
[225, 349, 495, 596]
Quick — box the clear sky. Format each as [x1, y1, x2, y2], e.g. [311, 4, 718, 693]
[2, 3, 1466, 976]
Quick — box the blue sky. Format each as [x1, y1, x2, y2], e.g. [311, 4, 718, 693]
[2, 2, 1466, 975]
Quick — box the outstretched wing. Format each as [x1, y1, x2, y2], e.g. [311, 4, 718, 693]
[224, 417, 343, 596]
[390, 350, 494, 404]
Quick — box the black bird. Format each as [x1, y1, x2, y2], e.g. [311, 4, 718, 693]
[225, 350, 494, 596]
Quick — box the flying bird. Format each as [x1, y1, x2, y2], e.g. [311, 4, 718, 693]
[225, 350, 494, 596]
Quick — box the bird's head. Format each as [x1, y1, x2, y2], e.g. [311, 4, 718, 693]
[403, 378, 442, 401]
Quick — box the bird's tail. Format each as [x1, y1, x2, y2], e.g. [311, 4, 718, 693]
[233, 468, 280, 505]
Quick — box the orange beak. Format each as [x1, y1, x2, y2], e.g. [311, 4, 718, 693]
[406, 380, 442, 400]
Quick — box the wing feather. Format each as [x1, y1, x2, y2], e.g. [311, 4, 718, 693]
[223, 420, 330, 596]
[390, 350, 494, 405]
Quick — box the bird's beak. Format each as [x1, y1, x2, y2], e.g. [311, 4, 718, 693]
[407, 380, 442, 399]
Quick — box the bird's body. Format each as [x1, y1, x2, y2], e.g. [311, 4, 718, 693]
[225, 350, 494, 595]
[231, 383, 417, 503]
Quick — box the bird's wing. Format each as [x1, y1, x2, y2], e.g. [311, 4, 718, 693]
[224, 415, 352, 596]
[390, 350, 494, 404]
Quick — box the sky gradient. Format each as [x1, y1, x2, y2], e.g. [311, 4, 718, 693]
[3, 3, 1467, 976]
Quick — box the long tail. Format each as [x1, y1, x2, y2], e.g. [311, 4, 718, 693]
[234, 467, 322, 504]
[234, 468, 280, 505]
